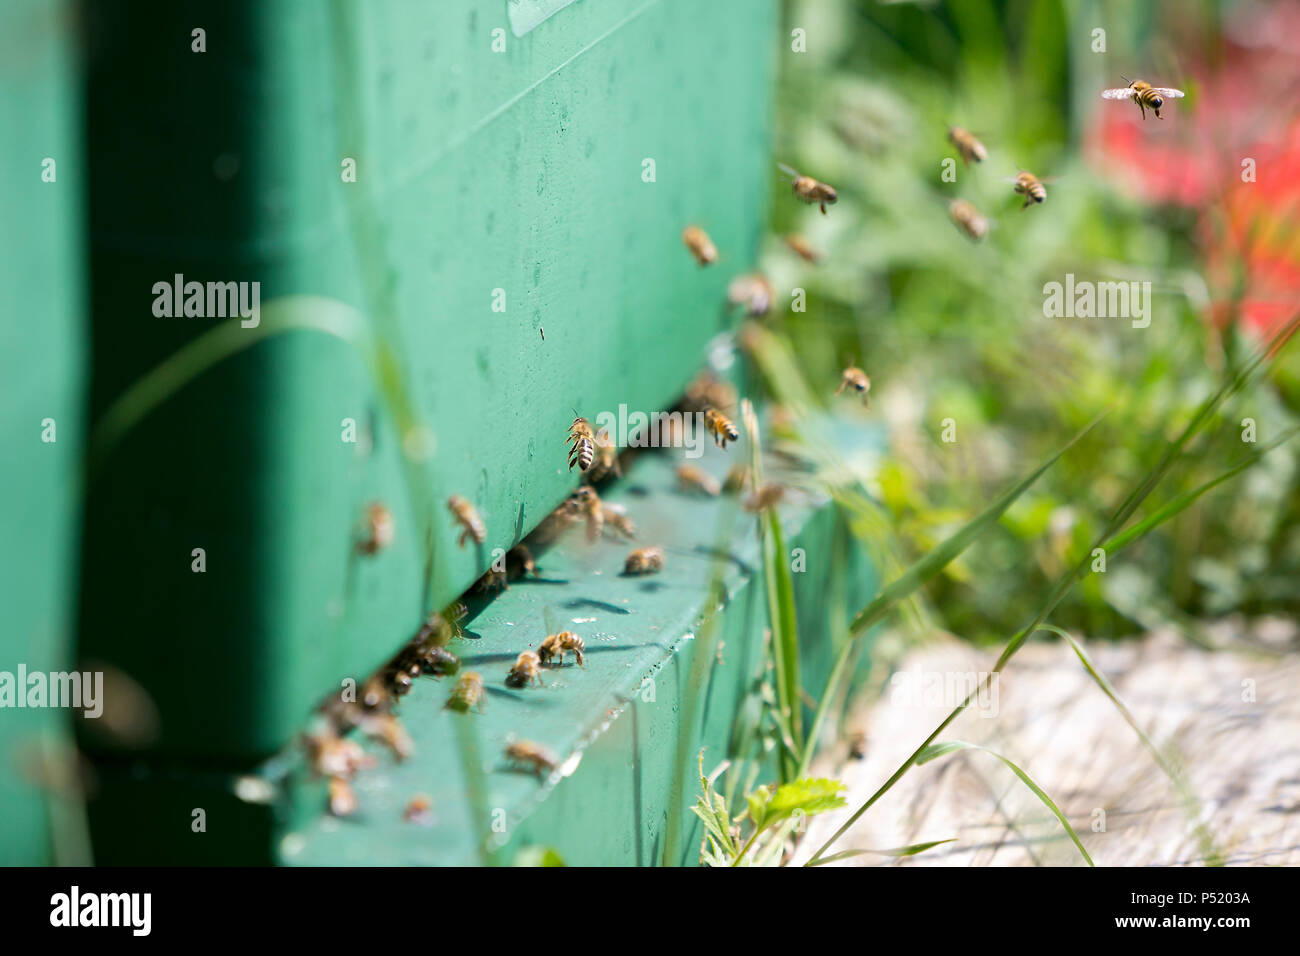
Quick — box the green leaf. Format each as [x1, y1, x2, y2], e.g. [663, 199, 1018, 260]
[916, 741, 1093, 866]
[511, 846, 566, 867]
[749, 778, 847, 833]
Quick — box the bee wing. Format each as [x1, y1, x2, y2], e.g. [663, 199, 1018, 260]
[776, 162, 801, 180]
[1101, 87, 1138, 100]
[1150, 87, 1185, 98]
[543, 605, 562, 638]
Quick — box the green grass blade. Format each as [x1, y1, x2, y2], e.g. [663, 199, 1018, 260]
[807, 838, 957, 866]
[916, 741, 1094, 866]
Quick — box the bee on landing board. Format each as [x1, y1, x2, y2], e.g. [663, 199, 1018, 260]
[602, 502, 636, 541]
[585, 426, 621, 482]
[703, 407, 740, 449]
[624, 546, 664, 575]
[538, 631, 586, 668]
[777, 163, 838, 214]
[682, 225, 718, 266]
[447, 495, 486, 547]
[563, 485, 605, 542]
[567, 416, 596, 472]
[506, 650, 543, 689]
[947, 126, 988, 165]
[356, 502, 395, 555]
[504, 739, 558, 778]
[948, 199, 990, 241]
[1101, 77, 1185, 120]
[835, 366, 871, 405]
[445, 671, 485, 713]
[1006, 170, 1051, 209]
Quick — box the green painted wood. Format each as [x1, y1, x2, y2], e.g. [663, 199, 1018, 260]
[83, 424, 882, 865]
[0, 0, 84, 865]
[77, 0, 779, 762]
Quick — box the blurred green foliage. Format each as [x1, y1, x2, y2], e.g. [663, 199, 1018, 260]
[752, 0, 1299, 646]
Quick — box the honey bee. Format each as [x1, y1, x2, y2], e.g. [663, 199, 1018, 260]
[404, 794, 434, 824]
[447, 495, 486, 547]
[564, 486, 605, 542]
[586, 426, 622, 482]
[445, 671, 485, 713]
[328, 776, 358, 816]
[777, 163, 838, 214]
[703, 407, 740, 449]
[677, 464, 721, 496]
[361, 674, 392, 711]
[1007, 171, 1049, 209]
[357, 502, 395, 555]
[624, 546, 664, 575]
[538, 631, 586, 668]
[722, 465, 751, 495]
[387, 664, 414, 698]
[783, 233, 823, 264]
[744, 484, 786, 513]
[947, 126, 987, 165]
[727, 273, 773, 318]
[413, 643, 459, 677]
[504, 739, 558, 778]
[476, 566, 509, 592]
[506, 650, 543, 689]
[360, 711, 414, 761]
[835, 366, 871, 404]
[948, 198, 990, 241]
[602, 502, 636, 541]
[306, 731, 374, 779]
[1101, 77, 1185, 120]
[682, 225, 718, 266]
[567, 416, 596, 471]
[683, 370, 738, 415]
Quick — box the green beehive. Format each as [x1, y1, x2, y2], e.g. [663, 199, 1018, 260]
[78, 0, 778, 769]
[0, 0, 85, 865]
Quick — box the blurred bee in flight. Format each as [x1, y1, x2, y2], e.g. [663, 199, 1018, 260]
[783, 234, 823, 264]
[948, 198, 990, 241]
[1101, 77, 1185, 120]
[777, 163, 838, 214]
[682, 225, 718, 266]
[835, 366, 871, 405]
[947, 126, 987, 165]
[447, 495, 485, 547]
[1005, 170, 1052, 209]
[356, 502, 395, 555]
[505, 739, 558, 778]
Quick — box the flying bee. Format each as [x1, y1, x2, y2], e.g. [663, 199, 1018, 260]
[624, 546, 664, 575]
[777, 163, 838, 214]
[783, 233, 823, 264]
[538, 631, 586, 668]
[703, 407, 740, 449]
[356, 502, 395, 555]
[586, 426, 622, 482]
[744, 484, 786, 513]
[506, 650, 543, 689]
[447, 495, 486, 547]
[835, 366, 871, 405]
[1006, 170, 1052, 209]
[682, 225, 718, 266]
[948, 198, 990, 241]
[947, 126, 987, 165]
[727, 273, 773, 317]
[504, 739, 558, 778]
[1101, 77, 1185, 120]
[677, 464, 721, 497]
[404, 795, 434, 824]
[567, 416, 596, 471]
[684, 370, 738, 415]
[445, 671, 485, 713]
[722, 465, 751, 496]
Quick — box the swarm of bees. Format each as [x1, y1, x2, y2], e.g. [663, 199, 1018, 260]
[1101, 77, 1185, 121]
